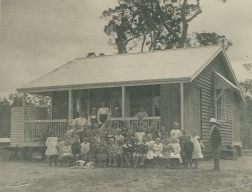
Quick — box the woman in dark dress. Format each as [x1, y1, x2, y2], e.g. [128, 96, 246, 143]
[111, 100, 122, 118]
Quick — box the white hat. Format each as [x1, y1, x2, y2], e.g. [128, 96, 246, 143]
[209, 118, 220, 124]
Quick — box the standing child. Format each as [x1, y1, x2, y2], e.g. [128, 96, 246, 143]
[180, 130, 188, 167]
[116, 139, 124, 167]
[108, 138, 117, 167]
[123, 139, 133, 167]
[191, 129, 203, 169]
[170, 138, 182, 169]
[80, 137, 90, 161]
[88, 137, 97, 162]
[146, 134, 155, 167]
[139, 137, 148, 167]
[184, 136, 194, 168]
[153, 138, 163, 167]
[45, 131, 59, 166]
[96, 136, 108, 167]
[162, 138, 171, 168]
[71, 135, 81, 161]
[58, 135, 67, 166]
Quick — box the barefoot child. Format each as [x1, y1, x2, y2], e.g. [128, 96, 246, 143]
[116, 139, 124, 167]
[62, 140, 73, 167]
[108, 138, 117, 166]
[191, 129, 203, 169]
[132, 137, 141, 168]
[71, 135, 81, 161]
[162, 138, 171, 168]
[45, 131, 59, 166]
[97, 135, 108, 167]
[146, 134, 155, 167]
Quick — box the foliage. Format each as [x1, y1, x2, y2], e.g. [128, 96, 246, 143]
[239, 81, 252, 148]
[101, 0, 230, 53]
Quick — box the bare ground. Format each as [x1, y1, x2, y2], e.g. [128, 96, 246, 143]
[1, 153, 252, 192]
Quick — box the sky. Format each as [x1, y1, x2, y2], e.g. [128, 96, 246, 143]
[0, 0, 252, 99]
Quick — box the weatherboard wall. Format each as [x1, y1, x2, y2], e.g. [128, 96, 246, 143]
[191, 53, 240, 146]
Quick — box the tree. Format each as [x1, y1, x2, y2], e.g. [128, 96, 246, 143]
[101, 0, 230, 53]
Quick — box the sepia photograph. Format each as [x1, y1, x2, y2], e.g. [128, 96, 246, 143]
[0, 0, 252, 191]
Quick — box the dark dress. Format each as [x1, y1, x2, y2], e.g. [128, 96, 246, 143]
[111, 107, 122, 118]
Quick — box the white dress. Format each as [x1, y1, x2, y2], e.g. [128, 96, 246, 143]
[169, 143, 182, 163]
[45, 137, 58, 156]
[191, 136, 203, 159]
[135, 132, 145, 144]
[154, 143, 163, 157]
[146, 141, 155, 159]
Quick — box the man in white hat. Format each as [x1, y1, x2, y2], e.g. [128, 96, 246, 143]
[209, 118, 222, 171]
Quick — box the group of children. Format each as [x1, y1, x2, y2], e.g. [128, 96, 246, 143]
[45, 121, 203, 169]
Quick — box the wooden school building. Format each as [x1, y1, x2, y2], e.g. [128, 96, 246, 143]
[11, 46, 244, 148]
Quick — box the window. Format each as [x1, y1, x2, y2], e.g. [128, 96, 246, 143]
[215, 89, 231, 121]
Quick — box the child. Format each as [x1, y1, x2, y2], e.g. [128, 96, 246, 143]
[94, 130, 101, 143]
[162, 138, 171, 168]
[88, 137, 97, 162]
[159, 126, 166, 141]
[191, 129, 203, 169]
[71, 135, 81, 161]
[135, 126, 145, 144]
[45, 131, 58, 166]
[170, 122, 182, 143]
[106, 127, 114, 144]
[116, 139, 124, 167]
[184, 136, 194, 168]
[65, 124, 74, 138]
[96, 135, 108, 168]
[153, 138, 163, 167]
[123, 139, 133, 167]
[88, 107, 98, 126]
[180, 130, 188, 167]
[58, 135, 67, 166]
[80, 137, 89, 161]
[108, 138, 117, 167]
[151, 123, 159, 140]
[132, 137, 141, 168]
[115, 129, 124, 146]
[146, 134, 155, 167]
[170, 138, 182, 169]
[62, 140, 73, 167]
[139, 137, 148, 167]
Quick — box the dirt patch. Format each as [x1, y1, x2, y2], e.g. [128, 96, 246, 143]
[1, 157, 252, 192]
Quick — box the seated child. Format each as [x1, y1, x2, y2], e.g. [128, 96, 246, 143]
[170, 138, 182, 169]
[65, 125, 74, 138]
[153, 138, 163, 167]
[108, 138, 117, 167]
[180, 130, 188, 167]
[94, 130, 101, 143]
[116, 139, 124, 167]
[145, 134, 155, 167]
[115, 129, 124, 145]
[45, 131, 58, 166]
[162, 138, 171, 168]
[184, 136, 194, 168]
[151, 123, 159, 140]
[135, 126, 145, 144]
[58, 135, 67, 166]
[80, 137, 90, 161]
[139, 137, 148, 167]
[71, 135, 81, 161]
[62, 140, 73, 167]
[106, 127, 114, 144]
[123, 139, 133, 167]
[132, 137, 141, 168]
[191, 129, 203, 169]
[159, 126, 166, 141]
[96, 135, 108, 168]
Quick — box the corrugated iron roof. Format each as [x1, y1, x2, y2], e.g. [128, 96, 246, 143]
[18, 46, 223, 92]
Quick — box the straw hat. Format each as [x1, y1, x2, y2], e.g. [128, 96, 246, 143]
[209, 118, 220, 125]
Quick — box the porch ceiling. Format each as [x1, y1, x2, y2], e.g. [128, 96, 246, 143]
[17, 46, 223, 93]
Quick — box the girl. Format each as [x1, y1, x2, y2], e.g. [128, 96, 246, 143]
[132, 137, 141, 168]
[80, 137, 89, 161]
[146, 134, 155, 167]
[170, 138, 182, 169]
[135, 126, 145, 144]
[45, 131, 58, 166]
[162, 138, 171, 168]
[108, 138, 117, 167]
[58, 135, 67, 166]
[96, 135, 108, 168]
[191, 129, 203, 169]
[62, 140, 73, 167]
[153, 138, 163, 167]
[116, 139, 124, 167]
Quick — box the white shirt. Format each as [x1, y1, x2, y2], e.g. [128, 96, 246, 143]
[170, 129, 182, 140]
[73, 117, 87, 127]
[97, 107, 110, 122]
[135, 132, 145, 144]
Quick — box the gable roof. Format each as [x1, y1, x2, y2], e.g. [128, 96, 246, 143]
[18, 46, 227, 92]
